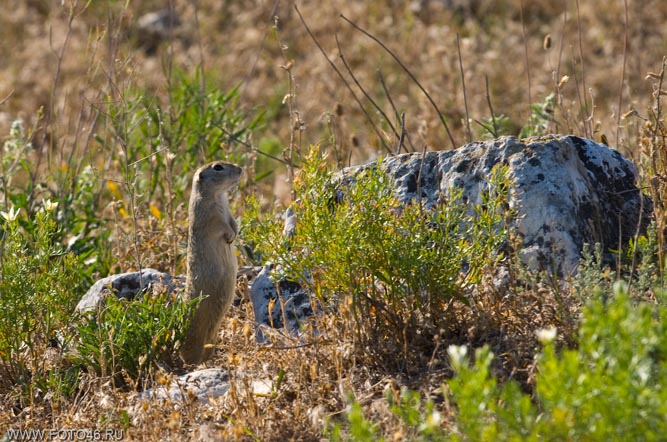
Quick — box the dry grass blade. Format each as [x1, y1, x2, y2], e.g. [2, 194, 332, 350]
[378, 70, 415, 152]
[334, 34, 400, 143]
[339, 13, 457, 149]
[457, 33, 472, 143]
[294, 5, 392, 154]
[616, 0, 629, 146]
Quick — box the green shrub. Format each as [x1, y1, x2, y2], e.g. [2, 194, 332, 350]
[0, 204, 87, 398]
[243, 146, 511, 360]
[519, 93, 555, 138]
[328, 397, 383, 442]
[328, 388, 445, 442]
[474, 114, 519, 139]
[0, 116, 112, 279]
[575, 223, 666, 303]
[72, 288, 197, 387]
[99, 71, 263, 208]
[447, 280, 667, 441]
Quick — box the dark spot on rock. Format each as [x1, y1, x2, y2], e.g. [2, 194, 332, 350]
[568, 135, 586, 150]
[531, 173, 546, 185]
[456, 160, 471, 173]
[528, 157, 541, 167]
[427, 155, 438, 171]
[406, 173, 417, 193]
[279, 279, 302, 293]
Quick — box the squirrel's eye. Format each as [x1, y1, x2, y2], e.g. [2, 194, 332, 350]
[213, 164, 224, 171]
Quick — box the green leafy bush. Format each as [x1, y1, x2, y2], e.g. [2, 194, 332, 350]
[447, 280, 667, 441]
[243, 147, 511, 360]
[99, 71, 262, 208]
[329, 388, 445, 442]
[519, 93, 555, 138]
[328, 397, 382, 442]
[0, 204, 86, 397]
[0, 116, 112, 278]
[575, 222, 666, 303]
[73, 289, 197, 386]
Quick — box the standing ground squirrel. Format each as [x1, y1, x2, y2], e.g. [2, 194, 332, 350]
[180, 161, 243, 364]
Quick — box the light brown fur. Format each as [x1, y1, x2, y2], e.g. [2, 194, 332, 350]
[180, 161, 242, 364]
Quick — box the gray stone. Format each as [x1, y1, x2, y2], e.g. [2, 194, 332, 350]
[142, 368, 230, 404]
[135, 9, 180, 53]
[140, 368, 271, 404]
[75, 268, 184, 313]
[249, 264, 315, 342]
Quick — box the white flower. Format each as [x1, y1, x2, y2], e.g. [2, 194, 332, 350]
[0, 206, 21, 222]
[42, 199, 59, 212]
[447, 344, 468, 368]
[3, 119, 31, 155]
[536, 327, 557, 344]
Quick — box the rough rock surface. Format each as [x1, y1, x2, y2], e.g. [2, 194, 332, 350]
[143, 368, 230, 404]
[249, 264, 315, 342]
[76, 268, 184, 313]
[140, 368, 271, 404]
[345, 135, 651, 275]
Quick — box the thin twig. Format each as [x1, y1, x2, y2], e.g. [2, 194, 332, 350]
[274, 15, 302, 199]
[616, 0, 629, 146]
[519, 0, 532, 107]
[242, 0, 281, 92]
[575, 0, 591, 138]
[192, 0, 207, 100]
[128, 146, 171, 168]
[396, 113, 406, 155]
[627, 185, 645, 291]
[484, 76, 498, 137]
[165, 0, 176, 92]
[556, 11, 566, 85]
[294, 5, 392, 153]
[416, 144, 427, 218]
[218, 126, 294, 166]
[379, 70, 415, 151]
[456, 33, 472, 143]
[335, 35, 400, 142]
[32, 1, 81, 207]
[0, 90, 13, 106]
[570, 45, 585, 135]
[653, 58, 667, 271]
[339, 14, 457, 149]
[554, 11, 572, 133]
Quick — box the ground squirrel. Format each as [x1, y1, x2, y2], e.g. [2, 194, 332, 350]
[180, 161, 242, 364]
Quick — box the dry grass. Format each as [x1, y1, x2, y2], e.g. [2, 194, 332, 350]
[3, 1, 667, 166]
[1, 0, 667, 440]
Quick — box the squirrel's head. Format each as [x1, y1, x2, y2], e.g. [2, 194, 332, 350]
[193, 161, 243, 195]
